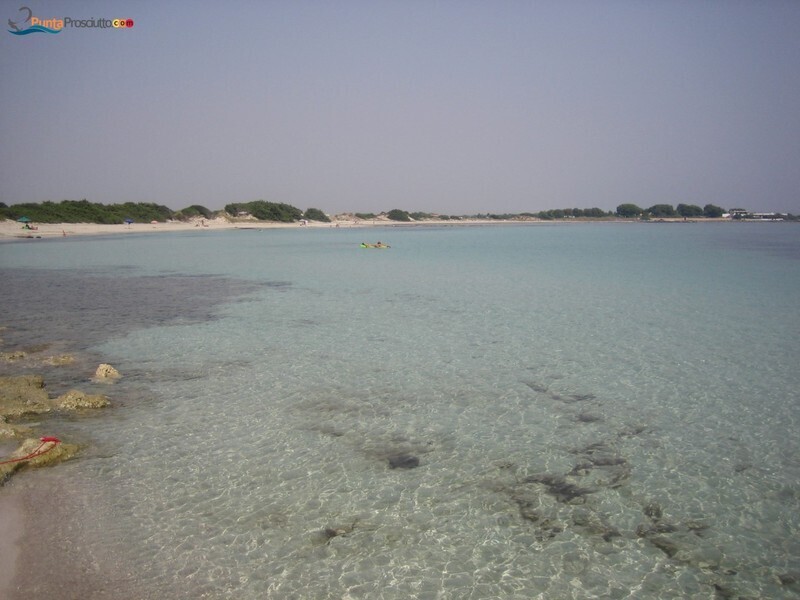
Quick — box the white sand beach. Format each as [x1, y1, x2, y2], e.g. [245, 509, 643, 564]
[0, 215, 344, 239]
[0, 214, 537, 241]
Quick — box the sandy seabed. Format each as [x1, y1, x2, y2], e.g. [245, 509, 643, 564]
[0, 213, 519, 595]
[1, 213, 735, 597]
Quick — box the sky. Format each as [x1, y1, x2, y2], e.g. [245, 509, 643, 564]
[1, 0, 799, 215]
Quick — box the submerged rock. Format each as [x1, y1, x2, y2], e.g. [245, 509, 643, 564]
[618, 424, 649, 438]
[643, 501, 663, 521]
[388, 454, 420, 469]
[42, 354, 76, 366]
[0, 417, 17, 439]
[510, 493, 563, 541]
[0, 375, 51, 417]
[570, 508, 622, 543]
[0, 436, 79, 484]
[523, 381, 549, 393]
[322, 526, 350, 541]
[685, 520, 712, 537]
[569, 440, 631, 489]
[55, 389, 110, 410]
[517, 500, 540, 522]
[0, 345, 117, 485]
[576, 412, 603, 423]
[649, 536, 679, 558]
[1, 376, 111, 415]
[318, 520, 359, 544]
[525, 473, 594, 503]
[636, 522, 679, 537]
[94, 363, 121, 381]
[1, 370, 113, 484]
[0, 416, 33, 440]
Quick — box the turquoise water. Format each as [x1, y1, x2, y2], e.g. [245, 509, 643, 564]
[2, 223, 799, 599]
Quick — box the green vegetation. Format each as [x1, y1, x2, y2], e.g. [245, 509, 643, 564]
[573, 208, 608, 218]
[529, 207, 612, 220]
[616, 204, 644, 218]
[3, 199, 791, 225]
[677, 204, 704, 217]
[174, 204, 214, 221]
[614, 203, 732, 219]
[647, 204, 678, 218]
[0, 199, 173, 224]
[703, 204, 724, 218]
[386, 209, 411, 222]
[224, 200, 302, 222]
[303, 208, 330, 222]
[0, 199, 310, 225]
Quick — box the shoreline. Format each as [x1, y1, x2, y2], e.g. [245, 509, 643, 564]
[0, 216, 746, 242]
[0, 489, 23, 599]
[0, 215, 524, 240]
[0, 348, 113, 597]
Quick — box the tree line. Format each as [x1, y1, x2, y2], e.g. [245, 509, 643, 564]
[0, 199, 175, 224]
[2, 199, 794, 224]
[615, 203, 724, 218]
[0, 199, 331, 224]
[384, 204, 729, 221]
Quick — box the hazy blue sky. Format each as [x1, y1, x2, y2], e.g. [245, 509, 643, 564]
[2, 0, 799, 215]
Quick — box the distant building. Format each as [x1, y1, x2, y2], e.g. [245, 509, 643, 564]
[725, 209, 785, 221]
[749, 212, 784, 221]
[727, 209, 749, 219]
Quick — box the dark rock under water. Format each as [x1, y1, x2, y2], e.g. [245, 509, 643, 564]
[525, 473, 594, 503]
[0, 268, 265, 349]
[388, 454, 420, 469]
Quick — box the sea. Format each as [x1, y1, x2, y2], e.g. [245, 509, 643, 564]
[1, 222, 798, 599]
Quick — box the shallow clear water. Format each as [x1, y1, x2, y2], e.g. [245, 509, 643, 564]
[2, 223, 799, 599]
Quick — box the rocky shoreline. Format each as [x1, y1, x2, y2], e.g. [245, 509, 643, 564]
[0, 337, 121, 595]
[0, 337, 118, 484]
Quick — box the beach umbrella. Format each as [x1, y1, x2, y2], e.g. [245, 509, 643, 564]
[124, 218, 134, 229]
[17, 216, 31, 222]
